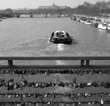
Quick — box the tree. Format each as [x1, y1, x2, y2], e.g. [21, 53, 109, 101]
[2, 8, 13, 17]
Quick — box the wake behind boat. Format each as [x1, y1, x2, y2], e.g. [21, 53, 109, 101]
[49, 30, 72, 44]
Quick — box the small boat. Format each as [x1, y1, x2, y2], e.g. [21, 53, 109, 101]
[84, 21, 92, 25]
[49, 30, 72, 44]
[80, 20, 85, 23]
[97, 23, 107, 30]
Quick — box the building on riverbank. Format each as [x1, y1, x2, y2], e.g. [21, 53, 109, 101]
[38, 3, 68, 10]
[37, 3, 70, 17]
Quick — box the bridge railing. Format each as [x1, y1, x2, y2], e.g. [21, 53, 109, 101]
[0, 56, 110, 106]
[0, 56, 110, 67]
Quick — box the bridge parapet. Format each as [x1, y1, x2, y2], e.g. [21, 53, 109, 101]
[0, 56, 110, 66]
[0, 56, 110, 106]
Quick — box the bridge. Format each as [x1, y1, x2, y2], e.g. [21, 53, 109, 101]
[0, 8, 69, 18]
[12, 8, 68, 18]
[13, 12, 67, 18]
[14, 12, 34, 18]
[0, 56, 110, 106]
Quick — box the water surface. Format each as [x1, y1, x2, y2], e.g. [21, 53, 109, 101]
[0, 18, 110, 57]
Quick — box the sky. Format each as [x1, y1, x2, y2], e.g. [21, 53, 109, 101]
[0, 0, 110, 9]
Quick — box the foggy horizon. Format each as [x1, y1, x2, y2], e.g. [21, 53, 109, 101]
[0, 0, 110, 9]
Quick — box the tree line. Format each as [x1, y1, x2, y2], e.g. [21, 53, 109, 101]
[74, 1, 110, 16]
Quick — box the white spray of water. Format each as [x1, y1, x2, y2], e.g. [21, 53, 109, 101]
[56, 44, 66, 65]
[57, 44, 65, 51]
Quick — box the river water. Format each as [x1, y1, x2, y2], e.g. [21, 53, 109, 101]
[0, 17, 110, 57]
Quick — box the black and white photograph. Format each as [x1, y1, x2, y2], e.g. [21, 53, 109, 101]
[0, 0, 110, 106]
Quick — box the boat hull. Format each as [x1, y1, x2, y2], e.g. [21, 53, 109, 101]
[50, 38, 72, 44]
